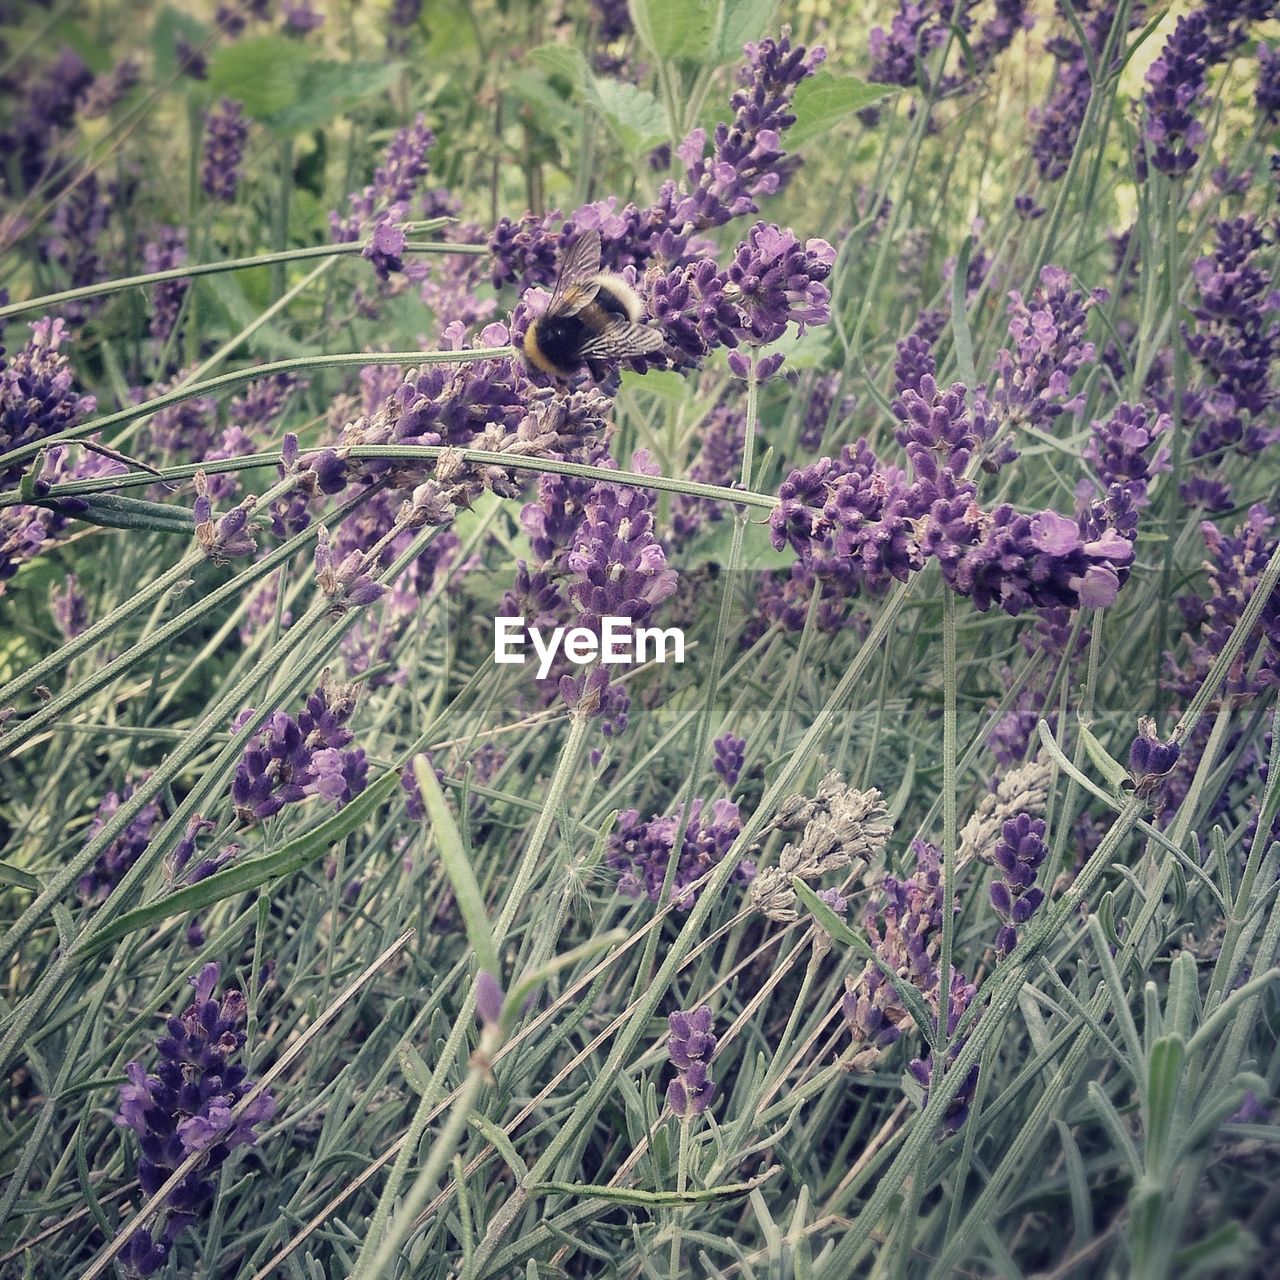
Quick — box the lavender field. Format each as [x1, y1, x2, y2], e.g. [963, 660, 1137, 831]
[1, 0, 1279, 1275]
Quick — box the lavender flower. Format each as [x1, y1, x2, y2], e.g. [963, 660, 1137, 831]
[0, 47, 93, 195]
[363, 207, 407, 281]
[608, 798, 750, 907]
[50, 574, 87, 637]
[721, 222, 835, 345]
[1128, 715, 1181, 797]
[490, 31, 824, 294]
[175, 37, 208, 80]
[1032, 3, 1142, 181]
[143, 226, 190, 345]
[842, 838, 952, 1067]
[988, 813, 1048, 957]
[331, 114, 435, 244]
[282, 0, 323, 33]
[799, 370, 857, 451]
[77, 782, 163, 902]
[1259, 45, 1280, 122]
[230, 676, 367, 823]
[565, 453, 678, 636]
[388, 0, 423, 50]
[114, 964, 275, 1273]
[201, 99, 249, 202]
[78, 57, 140, 119]
[991, 265, 1104, 432]
[149, 385, 219, 459]
[666, 1006, 716, 1117]
[193, 472, 257, 564]
[313, 524, 388, 613]
[712, 733, 747, 788]
[40, 174, 114, 319]
[749, 774, 892, 922]
[1184, 217, 1279, 460]
[0, 318, 97, 484]
[1139, 10, 1211, 178]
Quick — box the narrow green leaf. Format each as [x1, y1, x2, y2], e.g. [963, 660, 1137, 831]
[397, 1044, 433, 1099]
[1144, 1035, 1186, 1171]
[42, 493, 195, 535]
[413, 756, 499, 980]
[531, 1168, 776, 1206]
[0, 860, 40, 891]
[1078, 721, 1131, 792]
[76, 769, 400, 958]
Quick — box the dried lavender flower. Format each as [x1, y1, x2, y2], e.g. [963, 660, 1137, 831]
[750, 775, 891, 922]
[957, 756, 1052, 866]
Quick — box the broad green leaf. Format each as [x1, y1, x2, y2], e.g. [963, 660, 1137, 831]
[208, 37, 311, 122]
[788, 72, 897, 147]
[678, 514, 790, 571]
[711, 0, 780, 64]
[586, 77, 669, 154]
[77, 768, 401, 958]
[264, 60, 405, 134]
[628, 0, 714, 64]
[526, 43, 590, 93]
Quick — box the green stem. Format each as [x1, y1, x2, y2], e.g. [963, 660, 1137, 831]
[0, 225, 474, 322]
[0, 348, 515, 476]
[4, 447, 780, 513]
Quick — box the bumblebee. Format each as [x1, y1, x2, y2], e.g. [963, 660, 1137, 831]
[522, 228, 664, 379]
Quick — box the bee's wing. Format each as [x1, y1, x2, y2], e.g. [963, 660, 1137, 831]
[548, 228, 604, 317]
[579, 320, 665, 361]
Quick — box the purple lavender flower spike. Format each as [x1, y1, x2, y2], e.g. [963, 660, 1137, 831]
[989, 813, 1048, 957]
[202, 99, 249, 202]
[608, 798, 750, 908]
[1184, 217, 1279, 461]
[143, 226, 190, 345]
[1127, 716, 1180, 798]
[331, 114, 435, 245]
[1139, 10, 1213, 179]
[713, 733, 747, 788]
[231, 676, 366, 823]
[1259, 45, 1280, 122]
[77, 782, 164, 903]
[0, 317, 98, 484]
[666, 1005, 716, 1117]
[114, 964, 274, 1268]
[991, 265, 1103, 433]
[50, 575, 88, 638]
